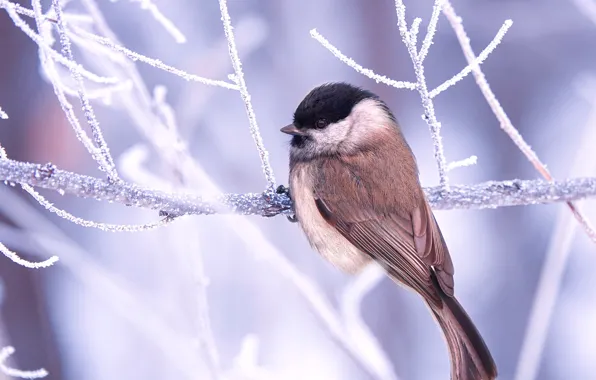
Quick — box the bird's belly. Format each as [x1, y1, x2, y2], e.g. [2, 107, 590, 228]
[290, 165, 371, 274]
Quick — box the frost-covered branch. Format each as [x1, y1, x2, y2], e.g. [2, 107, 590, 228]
[310, 30, 417, 91]
[313, 0, 511, 191]
[47, 0, 120, 180]
[442, 1, 596, 243]
[0, 346, 47, 379]
[3, 158, 596, 216]
[219, 0, 276, 191]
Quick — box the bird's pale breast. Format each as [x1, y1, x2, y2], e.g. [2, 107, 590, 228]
[289, 162, 371, 273]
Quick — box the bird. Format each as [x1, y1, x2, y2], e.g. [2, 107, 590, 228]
[280, 82, 497, 380]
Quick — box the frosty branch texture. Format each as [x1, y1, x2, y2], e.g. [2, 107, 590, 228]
[313, 0, 511, 190]
[218, 0, 276, 191]
[49, 0, 119, 181]
[441, 0, 596, 244]
[2, 158, 596, 216]
[0, 346, 48, 379]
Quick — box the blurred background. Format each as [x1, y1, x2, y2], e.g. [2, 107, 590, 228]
[1, 0, 596, 379]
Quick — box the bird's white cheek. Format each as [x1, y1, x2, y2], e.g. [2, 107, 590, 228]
[310, 119, 351, 149]
[289, 163, 371, 274]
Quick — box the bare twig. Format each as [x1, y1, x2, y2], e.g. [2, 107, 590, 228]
[0, 346, 47, 379]
[218, 0, 276, 191]
[49, 0, 119, 180]
[442, 1, 596, 243]
[310, 29, 418, 90]
[313, 0, 511, 191]
[70, 26, 238, 90]
[394, 0, 449, 189]
[446, 155, 477, 171]
[417, 0, 443, 62]
[429, 19, 513, 98]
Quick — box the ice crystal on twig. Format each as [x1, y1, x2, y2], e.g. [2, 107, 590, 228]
[310, 29, 417, 90]
[3, 158, 596, 215]
[429, 19, 513, 99]
[50, 0, 119, 180]
[0, 346, 48, 378]
[447, 155, 478, 171]
[0, 242, 58, 269]
[70, 26, 238, 90]
[313, 0, 512, 190]
[441, 1, 596, 244]
[219, 0, 276, 191]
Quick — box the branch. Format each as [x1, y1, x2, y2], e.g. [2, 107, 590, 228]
[2, 158, 596, 216]
[442, 1, 596, 243]
[49, 0, 120, 181]
[0, 346, 47, 379]
[394, 0, 450, 189]
[218, 0, 276, 191]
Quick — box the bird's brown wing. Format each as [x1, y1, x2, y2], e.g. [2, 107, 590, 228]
[312, 158, 455, 305]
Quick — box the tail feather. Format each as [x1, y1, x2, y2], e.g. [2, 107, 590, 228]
[430, 291, 497, 380]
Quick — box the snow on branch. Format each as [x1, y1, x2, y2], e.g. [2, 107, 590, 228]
[312, 0, 512, 190]
[0, 346, 48, 379]
[68, 26, 239, 90]
[3, 158, 596, 216]
[310, 30, 417, 91]
[219, 0, 276, 191]
[47, 0, 120, 181]
[441, 0, 596, 243]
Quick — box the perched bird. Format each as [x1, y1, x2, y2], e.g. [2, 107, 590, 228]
[281, 82, 497, 380]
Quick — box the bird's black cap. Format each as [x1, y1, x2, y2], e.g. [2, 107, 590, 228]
[292, 82, 378, 129]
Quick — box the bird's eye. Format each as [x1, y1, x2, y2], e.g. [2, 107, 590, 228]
[315, 119, 328, 129]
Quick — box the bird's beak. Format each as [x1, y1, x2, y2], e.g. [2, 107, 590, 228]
[280, 124, 306, 136]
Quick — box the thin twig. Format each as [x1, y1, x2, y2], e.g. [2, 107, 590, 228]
[394, 0, 449, 189]
[310, 29, 418, 90]
[5, 3, 116, 172]
[0, 346, 48, 378]
[417, 0, 443, 62]
[218, 0, 276, 191]
[429, 19, 513, 99]
[442, 1, 596, 243]
[70, 26, 238, 90]
[50, 0, 120, 180]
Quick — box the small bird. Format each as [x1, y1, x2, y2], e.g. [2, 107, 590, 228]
[281, 82, 497, 380]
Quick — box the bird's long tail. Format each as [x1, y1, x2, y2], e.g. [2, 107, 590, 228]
[429, 287, 497, 380]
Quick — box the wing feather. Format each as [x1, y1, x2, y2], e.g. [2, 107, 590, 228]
[312, 156, 455, 303]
